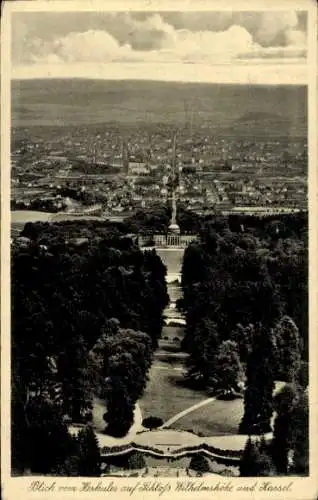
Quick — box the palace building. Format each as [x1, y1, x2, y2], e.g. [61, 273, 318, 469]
[138, 132, 197, 249]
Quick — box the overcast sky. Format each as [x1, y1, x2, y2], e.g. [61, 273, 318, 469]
[11, 11, 308, 84]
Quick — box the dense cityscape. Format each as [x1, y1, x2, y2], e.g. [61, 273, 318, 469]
[12, 123, 307, 220]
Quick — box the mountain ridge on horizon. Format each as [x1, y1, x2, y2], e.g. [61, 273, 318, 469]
[11, 76, 308, 86]
[11, 78, 307, 137]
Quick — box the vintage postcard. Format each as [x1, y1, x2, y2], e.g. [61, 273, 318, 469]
[1, 0, 317, 499]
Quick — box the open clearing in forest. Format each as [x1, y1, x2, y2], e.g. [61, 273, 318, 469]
[167, 381, 286, 436]
[169, 398, 244, 436]
[139, 362, 205, 423]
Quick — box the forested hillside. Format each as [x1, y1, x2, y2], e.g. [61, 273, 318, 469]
[181, 212, 308, 429]
[11, 223, 168, 474]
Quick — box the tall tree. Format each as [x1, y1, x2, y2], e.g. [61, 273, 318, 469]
[271, 385, 308, 475]
[213, 340, 244, 394]
[240, 437, 261, 477]
[239, 324, 276, 435]
[240, 437, 276, 477]
[274, 316, 301, 382]
[76, 426, 101, 476]
[59, 335, 95, 423]
[105, 382, 134, 437]
[289, 392, 309, 475]
[95, 328, 152, 437]
[271, 384, 298, 474]
[230, 323, 254, 363]
[25, 397, 74, 474]
[185, 318, 219, 386]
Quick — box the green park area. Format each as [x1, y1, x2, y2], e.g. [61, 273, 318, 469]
[12, 213, 309, 477]
[169, 398, 244, 436]
[139, 360, 205, 424]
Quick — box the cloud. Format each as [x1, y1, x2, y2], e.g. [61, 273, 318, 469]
[17, 20, 306, 68]
[285, 28, 306, 47]
[11, 10, 307, 84]
[108, 13, 177, 51]
[28, 30, 128, 65]
[12, 11, 307, 64]
[125, 11, 307, 49]
[237, 11, 300, 46]
[152, 10, 306, 48]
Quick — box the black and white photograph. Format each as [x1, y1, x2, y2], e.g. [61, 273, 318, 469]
[2, 0, 317, 495]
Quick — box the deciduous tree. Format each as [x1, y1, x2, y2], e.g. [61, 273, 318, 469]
[214, 340, 244, 394]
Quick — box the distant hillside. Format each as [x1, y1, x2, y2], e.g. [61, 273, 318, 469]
[11, 79, 307, 137]
[236, 112, 289, 123]
[230, 111, 303, 137]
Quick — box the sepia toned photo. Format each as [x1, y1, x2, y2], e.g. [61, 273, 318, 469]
[2, 1, 317, 498]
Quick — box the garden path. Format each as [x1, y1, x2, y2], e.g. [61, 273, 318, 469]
[160, 397, 216, 429]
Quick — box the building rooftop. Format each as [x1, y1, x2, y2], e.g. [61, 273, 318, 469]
[168, 222, 181, 234]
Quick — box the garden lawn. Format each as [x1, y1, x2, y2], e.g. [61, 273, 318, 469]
[161, 325, 184, 341]
[169, 398, 244, 436]
[139, 362, 206, 423]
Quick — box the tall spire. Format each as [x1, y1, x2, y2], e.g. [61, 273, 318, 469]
[168, 131, 180, 234]
[172, 132, 177, 181]
[171, 189, 177, 226]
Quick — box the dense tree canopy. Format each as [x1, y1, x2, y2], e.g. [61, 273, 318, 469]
[181, 212, 307, 390]
[11, 210, 308, 476]
[124, 205, 171, 233]
[11, 222, 168, 473]
[180, 212, 307, 446]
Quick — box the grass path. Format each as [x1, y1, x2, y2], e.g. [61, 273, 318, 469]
[161, 397, 216, 429]
[153, 365, 185, 372]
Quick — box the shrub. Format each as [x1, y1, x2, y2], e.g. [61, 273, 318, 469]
[189, 455, 210, 473]
[126, 451, 146, 470]
[217, 391, 237, 401]
[142, 416, 163, 429]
